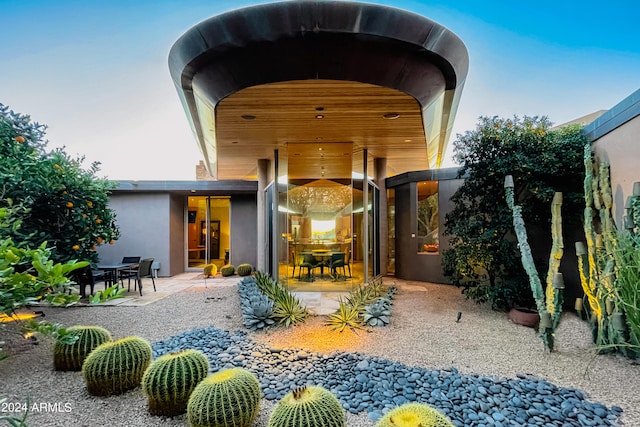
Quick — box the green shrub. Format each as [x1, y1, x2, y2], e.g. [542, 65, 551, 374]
[142, 349, 210, 416]
[81, 336, 152, 396]
[187, 367, 261, 427]
[53, 325, 112, 371]
[268, 385, 346, 427]
[375, 402, 454, 427]
[220, 264, 235, 277]
[236, 263, 253, 276]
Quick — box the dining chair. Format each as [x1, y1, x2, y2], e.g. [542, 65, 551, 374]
[331, 249, 351, 278]
[299, 253, 318, 281]
[128, 258, 156, 296]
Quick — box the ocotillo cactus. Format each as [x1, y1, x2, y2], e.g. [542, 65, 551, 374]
[505, 175, 564, 351]
[374, 402, 454, 427]
[187, 367, 261, 427]
[142, 349, 210, 416]
[53, 325, 112, 371]
[268, 385, 346, 427]
[82, 336, 152, 396]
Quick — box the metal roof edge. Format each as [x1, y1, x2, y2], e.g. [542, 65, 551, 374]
[582, 88, 640, 142]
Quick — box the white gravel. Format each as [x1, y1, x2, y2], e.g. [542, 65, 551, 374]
[0, 276, 637, 426]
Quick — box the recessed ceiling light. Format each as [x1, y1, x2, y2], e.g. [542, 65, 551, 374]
[315, 114, 324, 119]
[231, 141, 239, 144]
[241, 114, 256, 120]
[315, 107, 324, 111]
[383, 112, 400, 119]
[404, 139, 412, 142]
[319, 147, 323, 151]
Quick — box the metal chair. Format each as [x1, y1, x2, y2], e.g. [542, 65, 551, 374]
[118, 256, 141, 287]
[128, 258, 156, 296]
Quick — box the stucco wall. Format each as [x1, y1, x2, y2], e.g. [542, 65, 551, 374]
[591, 115, 640, 227]
[97, 193, 172, 277]
[230, 194, 258, 268]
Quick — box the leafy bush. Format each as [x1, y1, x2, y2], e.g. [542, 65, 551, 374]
[443, 116, 587, 310]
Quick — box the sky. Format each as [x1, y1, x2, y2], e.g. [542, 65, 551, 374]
[1, 0, 639, 180]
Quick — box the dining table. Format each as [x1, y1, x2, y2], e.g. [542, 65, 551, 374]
[299, 250, 344, 278]
[95, 263, 139, 288]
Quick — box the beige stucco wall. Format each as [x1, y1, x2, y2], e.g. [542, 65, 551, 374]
[591, 115, 640, 227]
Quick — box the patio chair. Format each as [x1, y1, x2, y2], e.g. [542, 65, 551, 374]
[128, 258, 156, 296]
[118, 256, 141, 286]
[69, 265, 99, 297]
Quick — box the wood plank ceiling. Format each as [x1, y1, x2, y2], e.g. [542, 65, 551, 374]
[214, 79, 429, 180]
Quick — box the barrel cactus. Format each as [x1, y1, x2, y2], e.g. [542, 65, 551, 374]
[375, 403, 454, 427]
[82, 336, 152, 396]
[220, 264, 235, 277]
[203, 264, 218, 278]
[236, 263, 253, 277]
[142, 349, 210, 416]
[187, 367, 261, 427]
[268, 385, 346, 427]
[53, 325, 112, 371]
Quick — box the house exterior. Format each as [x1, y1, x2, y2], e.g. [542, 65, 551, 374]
[97, 0, 639, 292]
[98, 1, 469, 288]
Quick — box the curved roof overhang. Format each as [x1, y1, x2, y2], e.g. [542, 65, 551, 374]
[169, 1, 468, 179]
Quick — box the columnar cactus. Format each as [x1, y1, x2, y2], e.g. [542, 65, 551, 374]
[268, 385, 346, 427]
[142, 349, 210, 416]
[220, 264, 235, 277]
[53, 325, 112, 371]
[505, 175, 564, 351]
[187, 367, 261, 427]
[81, 336, 152, 396]
[375, 403, 454, 427]
[236, 263, 253, 277]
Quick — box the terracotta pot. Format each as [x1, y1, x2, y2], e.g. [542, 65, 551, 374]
[508, 308, 540, 328]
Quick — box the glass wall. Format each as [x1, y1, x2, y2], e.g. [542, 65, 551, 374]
[417, 181, 439, 253]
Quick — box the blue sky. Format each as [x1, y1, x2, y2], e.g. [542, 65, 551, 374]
[1, 0, 639, 180]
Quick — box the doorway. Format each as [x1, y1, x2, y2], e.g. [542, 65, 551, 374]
[186, 196, 230, 270]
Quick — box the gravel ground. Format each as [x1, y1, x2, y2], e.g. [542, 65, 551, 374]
[0, 277, 638, 426]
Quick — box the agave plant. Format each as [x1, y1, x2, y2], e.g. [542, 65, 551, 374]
[363, 299, 391, 327]
[326, 299, 363, 332]
[273, 292, 309, 327]
[241, 295, 275, 330]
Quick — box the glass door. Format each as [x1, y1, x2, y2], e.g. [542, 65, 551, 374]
[186, 196, 229, 270]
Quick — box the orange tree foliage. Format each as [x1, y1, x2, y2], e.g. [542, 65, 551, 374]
[0, 104, 119, 264]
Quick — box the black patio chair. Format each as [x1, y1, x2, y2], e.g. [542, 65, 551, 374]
[118, 256, 141, 286]
[69, 265, 99, 297]
[128, 258, 156, 296]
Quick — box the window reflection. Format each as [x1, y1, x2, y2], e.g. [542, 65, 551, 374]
[417, 181, 439, 253]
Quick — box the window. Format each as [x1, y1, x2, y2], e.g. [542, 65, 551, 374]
[417, 181, 439, 253]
